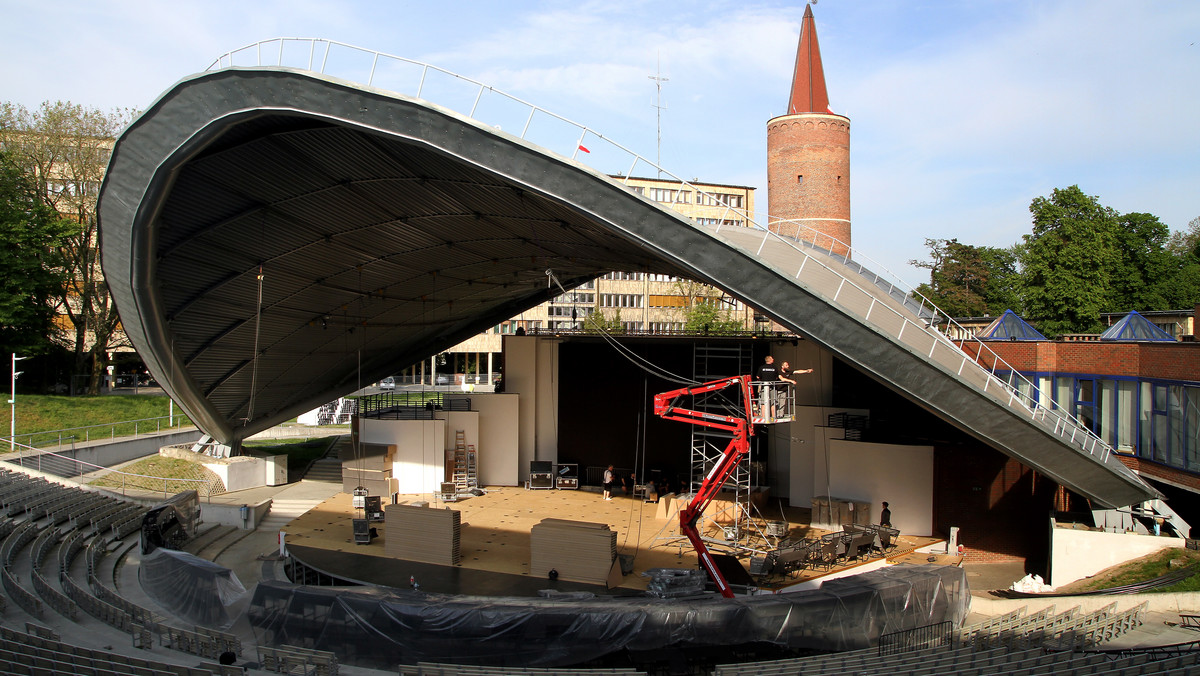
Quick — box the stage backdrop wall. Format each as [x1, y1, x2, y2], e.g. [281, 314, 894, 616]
[826, 439, 934, 537]
[360, 418, 446, 494]
[790, 406, 868, 507]
[446, 394, 519, 486]
[504, 335, 560, 473]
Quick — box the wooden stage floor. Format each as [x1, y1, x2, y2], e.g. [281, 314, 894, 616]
[278, 486, 943, 595]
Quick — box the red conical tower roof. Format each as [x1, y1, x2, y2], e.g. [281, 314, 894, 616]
[787, 4, 832, 115]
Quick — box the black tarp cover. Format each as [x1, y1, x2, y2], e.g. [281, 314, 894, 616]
[139, 547, 247, 627]
[246, 564, 969, 669]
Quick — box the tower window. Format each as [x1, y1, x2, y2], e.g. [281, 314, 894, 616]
[797, 175, 804, 184]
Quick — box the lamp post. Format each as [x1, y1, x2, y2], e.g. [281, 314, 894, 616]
[10, 353, 28, 452]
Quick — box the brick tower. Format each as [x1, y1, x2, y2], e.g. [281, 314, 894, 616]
[767, 4, 851, 255]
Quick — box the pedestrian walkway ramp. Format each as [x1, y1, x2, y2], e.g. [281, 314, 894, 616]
[98, 38, 1154, 509]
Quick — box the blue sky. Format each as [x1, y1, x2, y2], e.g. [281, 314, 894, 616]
[3, 0, 1197, 284]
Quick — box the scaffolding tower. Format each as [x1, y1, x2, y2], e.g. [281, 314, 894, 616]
[690, 343, 755, 544]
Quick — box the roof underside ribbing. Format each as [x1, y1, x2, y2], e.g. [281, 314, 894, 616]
[98, 67, 1155, 508]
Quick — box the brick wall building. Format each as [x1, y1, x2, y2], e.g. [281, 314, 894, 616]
[766, 4, 851, 255]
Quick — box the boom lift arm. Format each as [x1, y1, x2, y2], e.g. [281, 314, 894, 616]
[652, 375, 755, 598]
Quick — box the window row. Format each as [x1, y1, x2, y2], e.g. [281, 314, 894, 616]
[599, 272, 680, 282]
[494, 320, 541, 334]
[550, 292, 594, 305]
[547, 306, 594, 317]
[1005, 372, 1200, 474]
[696, 192, 745, 208]
[600, 294, 643, 308]
[694, 218, 744, 228]
[628, 185, 747, 209]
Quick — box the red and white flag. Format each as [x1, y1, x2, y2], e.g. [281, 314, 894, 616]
[577, 144, 591, 153]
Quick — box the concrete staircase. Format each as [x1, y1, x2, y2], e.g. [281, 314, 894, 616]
[303, 456, 342, 483]
[257, 497, 326, 534]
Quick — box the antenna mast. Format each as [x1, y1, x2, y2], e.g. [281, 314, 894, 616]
[648, 54, 668, 177]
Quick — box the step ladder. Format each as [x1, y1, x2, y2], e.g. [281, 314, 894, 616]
[451, 431, 479, 492]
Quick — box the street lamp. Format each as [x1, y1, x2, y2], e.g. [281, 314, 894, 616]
[10, 353, 29, 452]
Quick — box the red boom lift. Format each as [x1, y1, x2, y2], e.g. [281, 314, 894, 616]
[652, 375, 760, 598]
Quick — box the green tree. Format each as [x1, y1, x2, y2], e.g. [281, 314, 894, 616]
[1109, 212, 1174, 312]
[0, 153, 72, 354]
[0, 101, 136, 393]
[583, 308, 625, 334]
[1020, 186, 1119, 335]
[682, 300, 743, 335]
[911, 238, 1021, 318]
[1166, 216, 1200, 260]
[1160, 216, 1200, 309]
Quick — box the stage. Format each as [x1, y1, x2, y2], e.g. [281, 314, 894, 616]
[276, 485, 942, 595]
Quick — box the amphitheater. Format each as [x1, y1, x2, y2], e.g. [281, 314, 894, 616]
[0, 443, 1197, 676]
[26, 25, 1198, 675]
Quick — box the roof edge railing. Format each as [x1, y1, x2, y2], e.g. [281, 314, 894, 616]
[204, 38, 1119, 468]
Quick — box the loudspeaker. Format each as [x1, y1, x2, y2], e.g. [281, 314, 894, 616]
[352, 518, 371, 544]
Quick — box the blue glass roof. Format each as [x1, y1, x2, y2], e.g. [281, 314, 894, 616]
[979, 310, 1047, 341]
[1099, 310, 1176, 342]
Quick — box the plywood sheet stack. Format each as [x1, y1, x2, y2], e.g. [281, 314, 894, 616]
[384, 503, 461, 565]
[342, 468, 395, 496]
[343, 443, 396, 496]
[529, 518, 616, 585]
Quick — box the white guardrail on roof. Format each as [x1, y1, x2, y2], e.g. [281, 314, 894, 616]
[206, 38, 1116, 464]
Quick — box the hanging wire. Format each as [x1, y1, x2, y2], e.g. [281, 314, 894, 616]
[544, 270, 696, 386]
[246, 264, 265, 424]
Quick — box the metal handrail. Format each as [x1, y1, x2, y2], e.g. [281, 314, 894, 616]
[1, 440, 214, 499]
[204, 38, 1115, 464]
[4, 414, 192, 450]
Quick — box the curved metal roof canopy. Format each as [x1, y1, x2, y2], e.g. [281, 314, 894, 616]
[99, 67, 1155, 507]
[98, 68, 729, 443]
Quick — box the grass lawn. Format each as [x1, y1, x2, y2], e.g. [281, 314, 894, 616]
[1, 394, 190, 447]
[1060, 547, 1200, 593]
[245, 436, 339, 473]
[92, 456, 218, 495]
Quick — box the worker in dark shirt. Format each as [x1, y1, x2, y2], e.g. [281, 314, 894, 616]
[880, 501, 892, 528]
[756, 355, 780, 419]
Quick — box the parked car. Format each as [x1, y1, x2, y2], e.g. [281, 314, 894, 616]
[435, 375, 450, 385]
[379, 376, 395, 390]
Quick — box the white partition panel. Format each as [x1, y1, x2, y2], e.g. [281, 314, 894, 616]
[827, 439, 934, 536]
[361, 418, 446, 494]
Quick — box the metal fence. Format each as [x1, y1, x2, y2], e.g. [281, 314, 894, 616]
[2, 441, 219, 499]
[878, 621, 955, 656]
[4, 414, 192, 451]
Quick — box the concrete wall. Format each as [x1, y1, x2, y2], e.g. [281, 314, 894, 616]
[1049, 523, 1187, 588]
[505, 335, 560, 472]
[827, 439, 935, 537]
[442, 409, 480, 457]
[507, 335, 538, 474]
[971, 591, 1200, 617]
[202, 498, 272, 529]
[46, 428, 200, 468]
[202, 456, 268, 492]
[772, 340, 834, 409]
[446, 394, 520, 486]
[359, 418, 446, 494]
[535, 338, 559, 463]
[790, 406, 866, 506]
